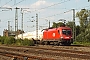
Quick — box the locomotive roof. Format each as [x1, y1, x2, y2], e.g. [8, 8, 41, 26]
[58, 26, 71, 29]
[43, 26, 71, 31]
[50, 26, 71, 29]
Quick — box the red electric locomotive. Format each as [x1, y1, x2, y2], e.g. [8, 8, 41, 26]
[41, 26, 73, 45]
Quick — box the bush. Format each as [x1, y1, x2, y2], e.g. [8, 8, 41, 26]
[15, 39, 23, 46]
[4, 36, 15, 45]
[22, 39, 34, 46]
[0, 36, 7, 44]
[73, 41, 90, 46]
[0, 36, 34, 46]
[76, 32, 86, 42]
[15, 38, 34, 46]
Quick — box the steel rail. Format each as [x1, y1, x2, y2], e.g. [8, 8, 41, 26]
[0, 46, 90, 59]
[0, 51, 55, 60]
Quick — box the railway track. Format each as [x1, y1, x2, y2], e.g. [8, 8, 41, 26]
[0, 51, 55, 60]
[0, 45, 90, 60]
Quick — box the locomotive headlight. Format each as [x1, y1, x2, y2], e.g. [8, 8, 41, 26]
[61, 37, 63, 39]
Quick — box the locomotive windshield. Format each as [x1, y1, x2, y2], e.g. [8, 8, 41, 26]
[62, 29, 71, 35]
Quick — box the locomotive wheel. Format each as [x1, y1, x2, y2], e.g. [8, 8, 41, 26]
[53, 42, 58, 46]
[44, 41, 48, 45]
[40, 41, 45, 45]
[61, 43, 71, 46]
[42, 42, 45, 45]
[42, 41, 50, 45]
[58, 42, 62, 46]
[47, 41, 50, 45]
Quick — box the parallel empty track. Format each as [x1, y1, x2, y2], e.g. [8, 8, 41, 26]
[0, 45, 90, 60]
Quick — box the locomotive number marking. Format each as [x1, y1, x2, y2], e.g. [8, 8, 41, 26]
[53, 33, 55, 37]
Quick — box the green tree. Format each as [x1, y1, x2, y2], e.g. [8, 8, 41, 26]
[66, 21, 73, 29]
[52, 22, 65, 28]
[76, 9, 89, 32]
[76, 9, 90, 43]
[76, 25, 80, 36]
[85, 22, 90, 41]
[66, 21, 80, 36]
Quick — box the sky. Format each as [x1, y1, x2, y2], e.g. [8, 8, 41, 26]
[0, 0, 90, 36]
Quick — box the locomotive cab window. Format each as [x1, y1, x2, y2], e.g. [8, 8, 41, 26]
[62, 29, 71, 35]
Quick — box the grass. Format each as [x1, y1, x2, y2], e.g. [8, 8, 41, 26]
[73, 41, 90, 46]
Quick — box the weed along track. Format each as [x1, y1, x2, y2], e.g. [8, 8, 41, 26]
[0, 45, 90, 60]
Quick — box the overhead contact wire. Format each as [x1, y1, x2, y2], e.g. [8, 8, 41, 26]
[0, 0, 12, 7]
